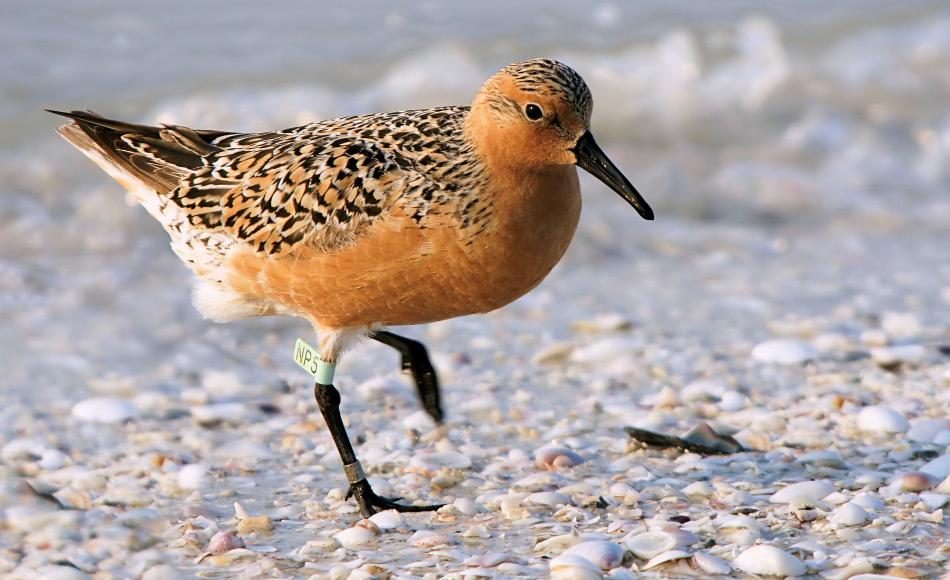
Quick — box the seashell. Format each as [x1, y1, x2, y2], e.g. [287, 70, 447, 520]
[513, 471, 565, 491]
[626, 531, 677, 560]
[408, 529, 455, 548]
[535, 446, 585, 469]
[39, 449, 68, 470]
[549, 554, 604, 580]
[919, 453, 950, 480]
[33, 565, 92, 579]
[368, 509, 405, 531]
[335, 523, 379, 550]
[796, 450, 845, 468]
[536, 532, 582, 553]
[734, 544, 806, 577]
[870, 345, 925, 367]
[462, 524, 491, 538]
[195, 548, 256, 566]
[208, 530, 245, 554]
[851, 491, 885, 511]
[71, 397, 139, 423]
[608, 482, 639, 505]
[564, 540, 626, 570]
[177, 463, 209, 491]
[692, 551, 732, 575]
[682, 481, 714, 498]
[769, 480, 834, 508]
[829, 502, 869, 527]
[408, 450, 472, 473]
[893, 471, 938, 492]
[718, 390, 748, 412]
[233, 502, 274, 535]
[190, 402, 248, 426]
[680, 422, 744, 454]
[51, 488, 92, 510]
[856, 405, 909, 434]
[352, 563, 391, 579]
[569, 337, 640, 364]
[533, 341, 575, 365]
[525, 491, 572, 508]
[751, 339, 817, 364]
[641, 549, 691, 570]
[571, 313, 632, 333]
[464, 552, 519, 568]
[453, 497, 478, 515]
[920, 491, 948, 511]
[907, 418, 950, 443]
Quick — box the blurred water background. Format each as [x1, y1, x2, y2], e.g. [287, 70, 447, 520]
[2, 1, 948, 398]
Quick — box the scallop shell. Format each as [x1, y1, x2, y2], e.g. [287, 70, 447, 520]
[734, 544, 806, 577]
[564, 540, 626, 570]
[626, 531, 678, 560]
[549, 554, 604, 580]
[535, 446, 585, 469]
[208, 530, 245, 554]
[641, 549, 691, 570]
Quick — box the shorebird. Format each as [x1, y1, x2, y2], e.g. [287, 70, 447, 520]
[49, 58, 653, 517]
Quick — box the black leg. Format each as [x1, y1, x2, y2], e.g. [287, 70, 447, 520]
[371, 330, 444, 423]
[314, 382, 443, 517]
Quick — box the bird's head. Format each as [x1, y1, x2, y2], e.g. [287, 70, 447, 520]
[469, 58, 653, 220]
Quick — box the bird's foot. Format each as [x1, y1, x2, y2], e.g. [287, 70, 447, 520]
[346, 479, 443, 517]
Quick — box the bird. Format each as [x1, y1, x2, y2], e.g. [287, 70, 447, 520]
[49, 58, 653, 517]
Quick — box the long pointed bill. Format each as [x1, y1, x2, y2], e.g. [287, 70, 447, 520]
[573, 131, 653, 220]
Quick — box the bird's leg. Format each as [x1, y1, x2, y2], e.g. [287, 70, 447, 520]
[370, 330, 444, 423]
[312, 359, 443, 517]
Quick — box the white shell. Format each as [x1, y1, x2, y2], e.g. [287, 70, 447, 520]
[734, 544, 806, 577]
[549, 554, 604, 580]
[870, 345, 925, 366]
[692, 552, 732, 575]
[907, 418, 950, 443]
[368, 508, 406, 531]
[769, 480, 834, 507]
[525, 491, 572, 508]
[71, 397, 138, 423]
[208, 530, 245, 554]
[335, 525, 378, 550]
[535, 532, 583, 553]
[851, 491, 885, 511]
[408, 529, 454, 548]
[177, 463, 209, 490]
[641, 549, 691, 570]
[856, 405, 909, 434]
[535, 446, 586, 469]
[408, 450, 472, 471]
[751, 339, 817, 364]
[829, 502, 869, 526]
[626, 531, 677, 560]
[919, 453, 950, 479]
[564, 540, 626, 570]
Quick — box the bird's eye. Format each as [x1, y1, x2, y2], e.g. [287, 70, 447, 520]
[524, 103, 544, 121]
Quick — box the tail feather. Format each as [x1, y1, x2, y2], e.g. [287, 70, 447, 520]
[47, 109, 227, 195]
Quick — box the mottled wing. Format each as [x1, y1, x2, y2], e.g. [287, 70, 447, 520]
[172, 131, 433, 255]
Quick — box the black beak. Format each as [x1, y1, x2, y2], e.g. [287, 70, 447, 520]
[573, 131, 653, 220]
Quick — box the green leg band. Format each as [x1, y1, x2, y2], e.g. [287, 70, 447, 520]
[315, 359, 336, 386]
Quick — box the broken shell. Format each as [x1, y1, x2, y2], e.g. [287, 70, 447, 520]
[734, 544, 806, 577]
[692, 551, 732, 575]
[564, 540, 626, 570]
[626, 531, 678, 560]
[535, 446, 585, 469]
[233, 502, 274, 535]
[335, 523, 379, 550]
[642, 549, 691, 570]
[208, 530, 245, 554]
[549, 554, 604, 580]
